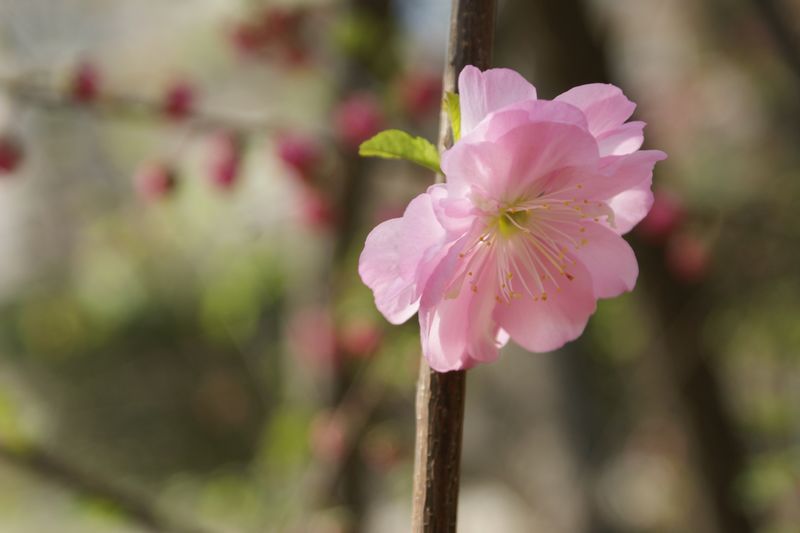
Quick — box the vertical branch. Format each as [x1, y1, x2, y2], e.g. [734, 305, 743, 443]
[410, 1, 495, 532]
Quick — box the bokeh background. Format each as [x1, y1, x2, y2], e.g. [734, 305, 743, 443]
[0, 1, 798, 532]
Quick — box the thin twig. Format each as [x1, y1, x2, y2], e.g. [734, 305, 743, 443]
[2, 76, 285, 135]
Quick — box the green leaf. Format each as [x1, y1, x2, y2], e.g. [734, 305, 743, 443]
[444, 92, 461, 141]
[359, 129, 440, 173]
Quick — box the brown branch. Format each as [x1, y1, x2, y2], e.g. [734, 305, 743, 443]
[0, 440, 217, 533]
[410, 1, 496, 532]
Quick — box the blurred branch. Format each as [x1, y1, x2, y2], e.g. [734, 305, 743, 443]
[749, 0, 800, 83]
[1, 76, 284, 136]
[0, 440, 218, 533]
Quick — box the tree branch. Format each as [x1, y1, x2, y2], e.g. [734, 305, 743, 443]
[410, 1, 496, 532]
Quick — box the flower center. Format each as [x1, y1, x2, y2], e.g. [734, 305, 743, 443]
[496, 208, 530, 238]
[453, 187, 616, 304]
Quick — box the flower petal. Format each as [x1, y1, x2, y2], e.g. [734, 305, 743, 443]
[597, 121, 645, 156]
[570, 222, 639, 298]
[544, 149, 666, 206]
[459, 66, 537, 135]
[555, 83, 636, 137]
[441, 121, 599, 202]
[419, 249, 503, 372]
[607, 183, 655, 235]
[462, 99, 588, 144]
[358, 192, 453, 324]
[494, 259, 596, 353]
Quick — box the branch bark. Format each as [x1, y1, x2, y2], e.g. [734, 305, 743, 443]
[410, 1, 496, 532]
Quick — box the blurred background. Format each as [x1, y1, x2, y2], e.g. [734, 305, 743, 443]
[0, 0, 798, 532]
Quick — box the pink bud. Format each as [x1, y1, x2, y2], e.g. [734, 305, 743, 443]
[0, 135, 24, 175]
[71, 61, 100, 103]
[398, 72, 442, 121]
[286, 306, 338, 370]
[666, 232, 710, 283]
[230, 22, 265, 56]
[338, 319, 382, 358]
[300, 187, 337, 231]
[309, 410, 347, 464]
[209, 132, 243, 190]
[638, 191, 685, 242]
[163, 81, 196, 121]
[276, 133, 321, 180]
[333, 93, 384, 148]
[134, 161, 177, 202]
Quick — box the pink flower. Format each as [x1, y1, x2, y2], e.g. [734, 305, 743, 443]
[358, 66, 666, 372]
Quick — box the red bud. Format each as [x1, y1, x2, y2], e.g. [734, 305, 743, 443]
[276, 133, 321, 180]
[333, 93, 384, 149]
[163, 81, 196, 121]
[209, 132, 244, 190]
[134, 161, 178, 202]
[0, 135, 24, 175]
[666, 232, 710, 283]
[71, 61, 100, 103]
[638, 191, 685, 243]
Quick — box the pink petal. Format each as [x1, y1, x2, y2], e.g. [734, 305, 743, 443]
[546, 149, 665, 203]
[494, 259, 596, 353]
[358, 192, 450, 324]
[555, 83, 636, 137]
[458, 66, 537, 135]
[441, 121, 599, 202]
[607, 184, 655, 235]
[419, 249, 504, 372]
[462, 99, 588, 144]
[597, 121, 645, 156]
[570, 222, 639, 298]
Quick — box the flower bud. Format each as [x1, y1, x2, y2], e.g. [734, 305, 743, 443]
[398, 71, 442, 121]
[276, 133, 321, 181]
[338, 319, 382, 358]
[0, 135, 24, 175]
[299, 187, 337, 231]
[333, 93, 384, 148]
[666, 232, 710, 283]
[70, 61, 100, 103]
[134, 161, 178, 202]
[637, 191, 685, 243]
[230, 22, 265, 56]
[209, 132, 244, 190]
[286, 305, 338, 370]
[163, 81, 196, 121]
